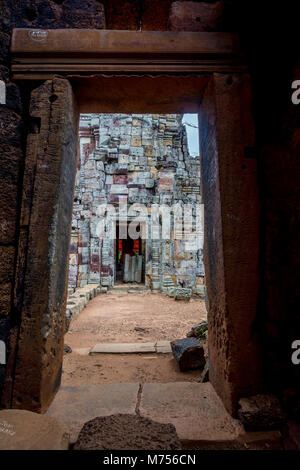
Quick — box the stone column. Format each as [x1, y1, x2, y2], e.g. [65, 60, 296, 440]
[199, 73, 263, 416]
[11, 79, 79, 412]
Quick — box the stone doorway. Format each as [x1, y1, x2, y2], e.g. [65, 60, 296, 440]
[69, 111, 203, 292]
[6, 29, 262, 419]
[115, 223, 145, 285]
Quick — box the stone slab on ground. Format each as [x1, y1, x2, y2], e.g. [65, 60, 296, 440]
[72, 347, 91, 356]
[0, 409, 69, 450]
[156, 340, 172, 353]
[90, 342, 156, 354]
[74, 414, 182, 450]
[139, 382, 245, 446]
[47, 383, 139, 443]
[89, 341, 172, 354]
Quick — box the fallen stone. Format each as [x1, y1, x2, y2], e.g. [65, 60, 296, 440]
[134, 326, 149, 333]
[0, 409, 69, 450]
[73, 414, 182, 450]
[167, 287, 176, 297]
[174, 288, 192, 301]
[238, 394, 286, 430]
[64, 344, 72, 355]
[171, 337, 205, 371]
[187, 320, 208, 340]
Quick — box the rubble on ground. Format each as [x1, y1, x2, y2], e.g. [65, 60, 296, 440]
[73, 414, 182, 450]
[238, 394, 286, 430]
[187, 320, 208, 341]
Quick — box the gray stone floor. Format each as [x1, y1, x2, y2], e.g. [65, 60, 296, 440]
[46, 382, 282, 449]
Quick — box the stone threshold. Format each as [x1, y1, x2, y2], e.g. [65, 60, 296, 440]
[89, 340, 172, 355]
[46, 382, 283, 450]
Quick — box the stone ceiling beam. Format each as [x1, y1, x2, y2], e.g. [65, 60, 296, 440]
[11, 29, 245, 79]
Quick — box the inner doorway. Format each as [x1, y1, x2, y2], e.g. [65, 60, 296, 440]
[115, 222, 145, 284]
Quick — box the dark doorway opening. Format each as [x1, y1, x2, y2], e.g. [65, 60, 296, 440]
[115, 222, 145, 284]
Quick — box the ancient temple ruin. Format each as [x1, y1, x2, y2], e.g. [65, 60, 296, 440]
[68, 114, 204, 296]
[1, 2, 299, 449]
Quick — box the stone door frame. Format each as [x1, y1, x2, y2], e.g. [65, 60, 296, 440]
[7, 29, 262, 416]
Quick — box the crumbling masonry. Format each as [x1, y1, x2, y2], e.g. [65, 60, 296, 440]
[68, 114, 204, 295]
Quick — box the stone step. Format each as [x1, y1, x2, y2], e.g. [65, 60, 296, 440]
[112, 285, 148, 293]
[46, 382, 282, 449]
[139, 382, 282, 450]
[140, 382, 244, 445]
[47, 383, 139, 443]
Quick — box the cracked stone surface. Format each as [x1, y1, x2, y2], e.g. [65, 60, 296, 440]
[46, 381, 245, 446]
[47, 383, 139, 443]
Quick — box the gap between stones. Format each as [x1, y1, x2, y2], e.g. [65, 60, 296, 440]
[135, 383, 143, 416]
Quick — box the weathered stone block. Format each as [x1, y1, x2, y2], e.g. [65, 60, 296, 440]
[187, 320, 208, 340]
[0, 283, 12, 316]
[0, 246, 15, 284]
[0, 108, 23, 243]
[174, 287, 192, 300]
[238, 394, 286, 430]
[0, 32, 10, 64]
[169, 1, 224, 32]
[171, 337, 205, 371]
[9, 0, 105, 30]
[105, 0, 140, 30]
[11, 78, 78, 412]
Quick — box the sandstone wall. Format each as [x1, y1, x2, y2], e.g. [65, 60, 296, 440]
[0, 0, 106, 407]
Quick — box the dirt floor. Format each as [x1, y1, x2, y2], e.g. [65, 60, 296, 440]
[62, 289, 207, 386]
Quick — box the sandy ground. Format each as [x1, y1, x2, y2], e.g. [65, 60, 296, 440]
[62, 289, 207, 386]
